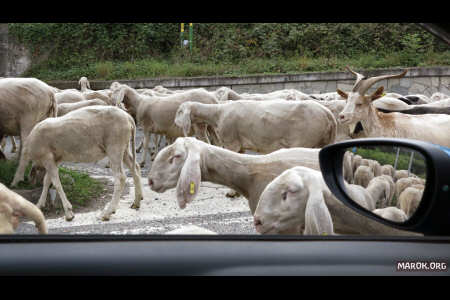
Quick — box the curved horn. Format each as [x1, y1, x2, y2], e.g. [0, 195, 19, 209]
[346, 66, 366, 91]
[357, 69, 408, 95]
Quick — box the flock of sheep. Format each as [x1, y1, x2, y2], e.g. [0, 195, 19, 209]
[0, 66, 449, 235]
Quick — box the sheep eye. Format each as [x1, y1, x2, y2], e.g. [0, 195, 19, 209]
[282, 192, 287, 201]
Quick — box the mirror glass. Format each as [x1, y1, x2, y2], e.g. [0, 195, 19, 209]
[342, 145, 427, 223]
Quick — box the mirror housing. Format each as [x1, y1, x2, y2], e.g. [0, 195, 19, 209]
[319, 138, 450, 236]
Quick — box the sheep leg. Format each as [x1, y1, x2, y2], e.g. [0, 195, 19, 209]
[0, 135, 5, 160]
[0, 136, 5, 150]
[100, 152, 126, 221]
[45, 161, 74, 221]
[136, 140, 144, 153]
[36, 172, 52, 210]
[123, 150, 144, 210]
[150, 134, 162, 161]
[10, 136, 17, 153]
[139, 131, 151, 167]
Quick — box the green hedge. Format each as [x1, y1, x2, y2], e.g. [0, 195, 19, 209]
[9, 23, 448, 68]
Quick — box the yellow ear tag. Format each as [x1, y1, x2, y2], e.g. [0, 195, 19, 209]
[190, 182, 195, 194]
[381, 92, 386, 97]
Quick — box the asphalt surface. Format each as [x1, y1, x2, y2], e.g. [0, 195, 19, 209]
[6, 128, 257, 235]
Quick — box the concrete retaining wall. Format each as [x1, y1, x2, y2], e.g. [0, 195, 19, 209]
[48, 66, 450, 96]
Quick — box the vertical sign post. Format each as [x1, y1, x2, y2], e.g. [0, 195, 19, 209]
[189, 23, 193, 53]
[180, 23, 185, 48]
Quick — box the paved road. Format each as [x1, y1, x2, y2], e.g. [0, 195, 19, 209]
[7, 128, 257, 235]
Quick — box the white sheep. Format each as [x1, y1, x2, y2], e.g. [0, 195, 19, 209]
[398, 186, 424, 218]
[380, 164, 395, 178]
[174, 100, 337, 154]
[353, 165, 374, 188]
[395, 177, 425, 200]
[309, 92, 344, 101]
[372, 96, 412, 111]
[253, 166, 418, 236]
[344, 182, 375, 210]
[0, 182, 47, 234]
[56, 99, 108, 117]
[0, 77, 57, 165]
[11, 106, 144, 221]
[111, 83, 220, 166]
[366, 175, 395, 209]
[343, 151, 354, 183]
[55, 89, 86, 105]
[372, 207, 408, 222]
[148, 137, 322, 214]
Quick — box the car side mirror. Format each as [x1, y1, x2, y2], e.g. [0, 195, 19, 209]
[319, 138, 450, 236]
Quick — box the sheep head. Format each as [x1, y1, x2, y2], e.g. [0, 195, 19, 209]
[254, 166, 333, 235]
[337, 66, 407, 135]
[148, 137, 202, 209]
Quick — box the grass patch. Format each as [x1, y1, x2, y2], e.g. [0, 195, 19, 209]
[0, 159, 105, 208]
[24, 50, 450, 81]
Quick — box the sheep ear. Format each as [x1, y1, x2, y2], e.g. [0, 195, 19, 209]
[336, 89, 348, 99]
[179, 107, 192, 137]
[114, 88, 126, 106]
[87, 80, 91, 89]
[304, 188, 334, 236]
[176, 149, 201, 209]
[370, 86, 384, 101]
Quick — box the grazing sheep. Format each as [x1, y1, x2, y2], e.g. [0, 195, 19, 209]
[366, 175, 395, 209]
[360, 158, 382, 177]
[11, 106, 144, 222]
[315, 100, 356, 141]
[394, 170, 409, 182]
[212, 87, 242, 101]
[344, 182, 375, 210]
[112, 83, 219, 166]
[381, 164, 395, 178]
[55, 89, 86, 105]
[372, 97, 411, 111]
[238, 89, 313, 101]
[398, 186, 424, 218]
[401, 94, 431, 104]
[377, 106, 450, 116]
[253, 166, 418, 236]
[56, 99, 108, 117]
[174, 100, 337, 154]
[352, 154, 363, 174]
[343, 151, 354, 183]
[309, 92, 344, 101]
[372, 207, 408, 222]
[337, 67, 450, 148]
[148, 137, 321, 214]
[78, 76, 91, 92]
[395, 177, 425, 200]
[78, 76, 116, 106]
[353, 165, 374, 188]
[0, 182, 47, 234]
[0, 77, 57, 164]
